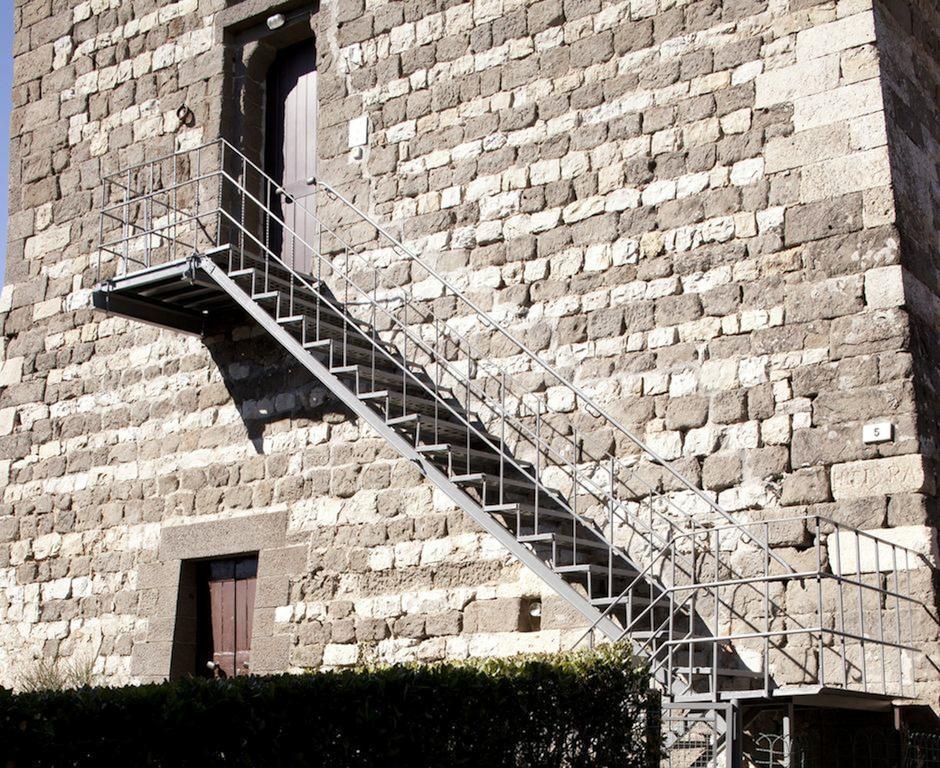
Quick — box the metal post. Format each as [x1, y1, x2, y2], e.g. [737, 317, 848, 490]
[854, 532, 867, 691]
[815, 516, 825, 687]
[833, 524, 848, 687]
[763, 521, 770, 697]
[499, 372, 506, 506]
[122, 169, 131, 271]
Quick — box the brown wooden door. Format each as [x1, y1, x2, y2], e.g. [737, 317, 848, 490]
[201, 556, 257, 677]
[266, 40, 317, 275]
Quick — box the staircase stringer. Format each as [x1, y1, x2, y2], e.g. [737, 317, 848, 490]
[198, 256, 625, 639]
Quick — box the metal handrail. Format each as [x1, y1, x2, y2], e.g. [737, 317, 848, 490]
[96, 138, 925, 704]
[308, 171, 793, 571]
[102, 138, 786, 575]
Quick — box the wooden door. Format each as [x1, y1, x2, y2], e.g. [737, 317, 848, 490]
[202, 556, 258, 677]
[265, 40, 318, 275]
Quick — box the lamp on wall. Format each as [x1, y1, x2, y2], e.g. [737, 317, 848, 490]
[266, 13, 285, 30]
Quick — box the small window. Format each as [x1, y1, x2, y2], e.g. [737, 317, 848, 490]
[196, 555, 258, 677]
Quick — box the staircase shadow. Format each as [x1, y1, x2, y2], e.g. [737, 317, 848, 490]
[203, 327, 344, 453]
[208, 245, 801, 698]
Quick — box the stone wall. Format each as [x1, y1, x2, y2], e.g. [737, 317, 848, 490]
[873, 0, 940, 504]
[1, 0, 937, 701]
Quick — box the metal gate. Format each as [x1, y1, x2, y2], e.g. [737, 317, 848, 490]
[662, 703, 732, 768]
[905, 733, 940, 768]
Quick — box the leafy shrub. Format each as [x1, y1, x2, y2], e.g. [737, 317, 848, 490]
[0, 645, 658, 768]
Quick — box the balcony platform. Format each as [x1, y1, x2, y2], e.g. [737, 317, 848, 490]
[92, 249, 242, 335]
[675, 684, 907, 712]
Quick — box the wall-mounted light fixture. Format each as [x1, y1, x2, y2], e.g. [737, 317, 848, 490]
[266, 13, 285, 30]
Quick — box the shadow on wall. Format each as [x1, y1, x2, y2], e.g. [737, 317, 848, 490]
[203, 325, 340, 453]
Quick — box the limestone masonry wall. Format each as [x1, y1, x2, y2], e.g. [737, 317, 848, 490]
[1, 0, 938, 700]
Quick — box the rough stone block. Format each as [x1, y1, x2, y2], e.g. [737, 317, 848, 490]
[799, 148, 891, 203]
[864, 265, 905, 309]
[754, 55, 839, 109]
[463, 598, 532, 633]
[764, 123, 851, 174]
[829, 526, 938, 573]
[702, 454, 742, 491]
[829, 309, 908, 360]
[795, 12, 876, 61]
[130, 641, 172, 679]
[782, 467, 831, 506]
[793, 79, 884, 131]
[831, 455, 933, 500]
[251, 634, 293, 672]
[785, 275, 863, 321]
[664, 396, 709, 431]
[784, 194, 863, 246]
[159, 511, 287, 560]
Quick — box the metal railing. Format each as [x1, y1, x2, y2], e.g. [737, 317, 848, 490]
[593, 515, 923, 699]
[96, 138, 927, 706]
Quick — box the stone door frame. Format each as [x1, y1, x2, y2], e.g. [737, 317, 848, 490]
[131, 511, 305, 683]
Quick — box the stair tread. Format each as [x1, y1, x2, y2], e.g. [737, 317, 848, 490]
[671, 666, 763, 678]
[517, 532, 609, 550]
[554, 563, 639, 577]
[387, 411, 465, 427]
[451, 472, 540, 490]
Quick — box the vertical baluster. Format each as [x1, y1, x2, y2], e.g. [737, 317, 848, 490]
[534, 403, 541, 536]
[194, 145, 201, 253]
[854, 533, 867, 692]
[97, 181, 105, 283]
[815, 517, 825, 687]
[215, 144, 223, 252]
[905, 549, 914, 693]
[264, 174, 270, 260]
[263, 179, 270, 292]
[401, 302, 408, 418]
[146, 162, 153, 268]
[689, 531, 697, 694]
[874, 541, 886, 694]
[372, 269, 379, 395]
[668, 528, 676, 691]
[123, 169, 131, 272]
[434, 318, 440, 446]
[499, 372, 506, 507]
[833, 526, 848, 688]
[763, 521, 770, 696]
[315, 223, 322, 340]
[892, 546, 903, 696]
[464, 366, 470, 476]
[712, 528, 719, 699]
[288, 192, 295, 272]
[608, 455, 615, 599]
[571, 428, 579, 566]
[343, 248, 350, 369]
[238, 156, 246, 267]
[171, 157, 178, 264]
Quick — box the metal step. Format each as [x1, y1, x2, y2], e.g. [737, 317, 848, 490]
[359, 388, 459, 417]
[483, 501, 572, 521]
[387, 412, 477, 443]
[331, 364, 448, 396]
[417, 442, 533, 473]
[518, 531, 609, 549]
[672, 666, 763, 679]
[554, 563, 640, 579]
[305, 337, 402, 369]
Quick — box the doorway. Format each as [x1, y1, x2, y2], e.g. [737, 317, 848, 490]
[196, 555, 258, 677]
[264, 39, 318, 275]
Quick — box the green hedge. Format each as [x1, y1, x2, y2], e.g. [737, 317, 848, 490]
[0, 646, 657, 768]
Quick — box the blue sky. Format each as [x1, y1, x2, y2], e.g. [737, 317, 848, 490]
[0, 9, 13, 282]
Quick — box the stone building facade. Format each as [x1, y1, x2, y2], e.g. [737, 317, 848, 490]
[2, 0, 939, 731]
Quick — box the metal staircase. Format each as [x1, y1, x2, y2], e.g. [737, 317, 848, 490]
[92, 139, 926, 766]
